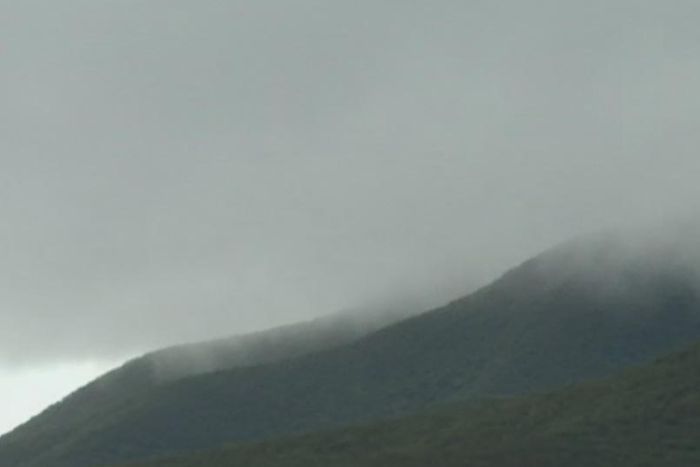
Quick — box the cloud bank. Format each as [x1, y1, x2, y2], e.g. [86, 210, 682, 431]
[2, 0, 700, 365]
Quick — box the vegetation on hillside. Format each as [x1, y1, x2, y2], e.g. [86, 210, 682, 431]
[124, 340, 700, 467]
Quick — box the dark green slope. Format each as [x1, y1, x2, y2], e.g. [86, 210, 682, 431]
[2, 229, 700, 467]
[123, 340, 700, 467]
[0, 308, 409, 467]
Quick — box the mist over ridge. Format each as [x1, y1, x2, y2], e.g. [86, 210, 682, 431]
[142, 214, 700, 382]
[3, 0, 700, 367]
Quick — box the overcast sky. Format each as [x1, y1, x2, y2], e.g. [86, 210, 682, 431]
[2, 0, 700, 433]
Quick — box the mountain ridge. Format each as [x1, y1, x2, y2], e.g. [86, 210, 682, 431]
[3, 226, 700, 466]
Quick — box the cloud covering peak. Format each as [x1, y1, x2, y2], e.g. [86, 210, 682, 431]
[2, 0, 700, 364]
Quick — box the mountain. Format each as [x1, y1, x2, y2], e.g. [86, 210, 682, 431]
[120, 338, 700, 467]
[2, 224, 700, 467]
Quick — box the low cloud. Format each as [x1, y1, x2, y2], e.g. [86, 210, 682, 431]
[2, 1, 700, 365]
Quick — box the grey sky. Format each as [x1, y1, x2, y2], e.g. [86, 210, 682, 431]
[2, 1, 700, 366]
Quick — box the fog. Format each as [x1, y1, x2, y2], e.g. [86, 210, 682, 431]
[3, 1, 700, 366]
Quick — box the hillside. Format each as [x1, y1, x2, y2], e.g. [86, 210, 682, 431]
[2, 227, 700, 467]
[0, 307, 411, 467]
[122, 339, 700, 467]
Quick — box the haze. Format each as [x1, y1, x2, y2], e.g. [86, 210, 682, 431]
[2, 0, 700, 434]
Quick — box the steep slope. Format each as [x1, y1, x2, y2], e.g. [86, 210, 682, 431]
[2, 226, 700, 467]
[123, 339, 700, 467]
